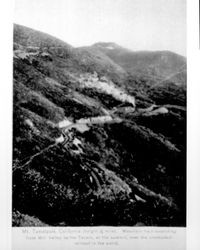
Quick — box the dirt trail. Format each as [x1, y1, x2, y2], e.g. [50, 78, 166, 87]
[13, 143, 57, 172]
[16, 96, 181, 173]
[13, 115, 123, 172]
[14, 100, 183, 173]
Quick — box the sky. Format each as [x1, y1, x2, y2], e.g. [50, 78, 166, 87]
[14, 0, 186, 56]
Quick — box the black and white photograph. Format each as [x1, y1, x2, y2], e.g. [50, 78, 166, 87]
[12, 0, 186, 228]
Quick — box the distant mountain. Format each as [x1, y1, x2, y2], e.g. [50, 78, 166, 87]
[90, 42, 186, 84]
[13, 24, 186, 227]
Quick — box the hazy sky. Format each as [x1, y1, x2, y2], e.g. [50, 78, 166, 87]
[14, 0, 186, 56]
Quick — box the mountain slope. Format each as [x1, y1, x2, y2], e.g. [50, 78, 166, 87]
[14, 24, 127, 83]
[13, 24, 186, 227]
[14, 24, 73, 50]
[90, 42, 186, 84]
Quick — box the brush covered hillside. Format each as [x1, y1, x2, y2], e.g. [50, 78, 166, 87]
[13, 24, 186, 227]
[90, 42, 186, 84]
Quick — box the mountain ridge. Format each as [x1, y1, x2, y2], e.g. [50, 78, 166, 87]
[14, 23, 186, 85]
[92, 41, 186, 58]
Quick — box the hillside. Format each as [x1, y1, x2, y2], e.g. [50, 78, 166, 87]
[13, 24, 186, 227]
[90, 42, 186, 85]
